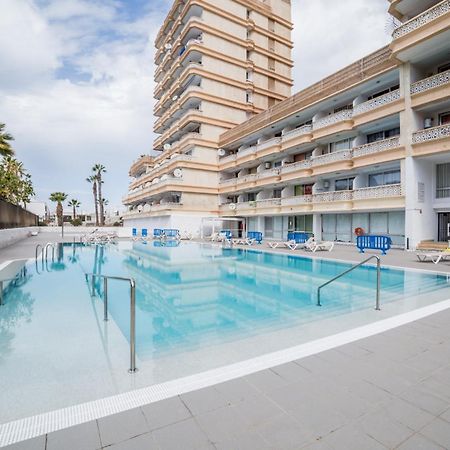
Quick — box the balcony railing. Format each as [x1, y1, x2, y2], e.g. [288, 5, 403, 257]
[314, 190, 353, 202]
[392, 0, 450, 39]
[313, 109, 353, 130]
[412, 124, 450, 144]
[352, 184, 402, 199]
[353, 89, 401, 116]
[311, 149, 352, 167]
[282, 124, 313, 141]
[281, 195, 313, 206]
[280, 160, 312, 174]
[256, 168, 280, 179]
[411, 69, 450, 95]
[256, 198, 281, 207]
[353, 136, 401, 158]
[237, 145, 257, 157]
[257, 137, 281, 151]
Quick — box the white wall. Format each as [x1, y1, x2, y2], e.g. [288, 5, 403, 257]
[0, 227, 39, 250]
[38, 226, 133, 238]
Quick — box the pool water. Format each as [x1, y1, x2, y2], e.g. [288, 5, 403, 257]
[1, 241, 450, 422]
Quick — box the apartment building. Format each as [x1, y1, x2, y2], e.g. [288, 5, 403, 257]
[124, 0, 450, 249]
[123, 0, 293, 231]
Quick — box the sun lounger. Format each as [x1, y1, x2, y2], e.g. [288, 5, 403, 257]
[416, 251, 450, 264]
[305, 240, 334, 252]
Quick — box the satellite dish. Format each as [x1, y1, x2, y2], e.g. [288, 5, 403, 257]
[173, 168, 183, 178]
[172, 95, 179, 101]
[161, 174, 169, 181]
[137, 204, 143, 212]
[154, 163, 160, 168]
[165, 43, 172, 50]
[170, 154, 178, 159]
[143, 203, 151, 212]
[163, 143, 172, 150]
[217, 148, 226, 156]
[229, 203, 237, 210]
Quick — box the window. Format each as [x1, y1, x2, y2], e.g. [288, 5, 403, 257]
[246, 70, 253, 82]
[329, 138, 351, 153]
[246, 91, 253, 103]
[367, 127, 400, 143]
[439, 112, 450, 125]
[369, 170, 401, 187]
[268, 57, 275, 71]
[335, 178, 354, 191]
[246, 9, 251, 19]
[268, 76, 275, 90]
[438, 62, 450, 73]
[247, 192, 256, 201]
[367, 84, 399, 100]
[273, 161, 282, 168]
[437, 163, 450, 198]
[333, 104, 352, 113]
[268, 18, 275, 32]
[273, 189, 282, 198]
[246, 50, 251, 60]
[294, 184, 313, 196]
[268, 37, 275, 52]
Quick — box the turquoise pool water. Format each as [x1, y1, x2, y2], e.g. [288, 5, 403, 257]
[1, 241, 450, 422]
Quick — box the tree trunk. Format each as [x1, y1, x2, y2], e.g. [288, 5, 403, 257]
[93, 182, 99, 226]
[56, 201, 63, 227]
[98, 176, 104, 226]
[72, 205, 76, 220]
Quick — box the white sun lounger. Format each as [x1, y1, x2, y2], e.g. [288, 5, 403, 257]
[305, 240, 334, 252]
[416, 252, 450, 264]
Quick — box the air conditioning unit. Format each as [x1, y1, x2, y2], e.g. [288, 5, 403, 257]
[424, 118, 433, 129]
[323, 181, 330, 189]
[265, 162, 271, 169]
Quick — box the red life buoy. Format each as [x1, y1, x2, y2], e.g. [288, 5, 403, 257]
[354, 227, 364, 236]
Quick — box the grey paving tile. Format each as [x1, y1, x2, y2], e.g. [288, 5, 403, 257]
[180, 385, 230, 415]
[213, 377, 259, 404]
[346, 379, 395, 406]
[399, 385, 450, 416]
[105, 432, 157, 449]
[420, 417, 450, 448]
[2, 436, 46, 450]
[357, 408, 415, 448]
[322, 425, 388, 450]
[244, 368, 288, 393]
[195, 404, 249, 443]
[141, 396, 191, 431]
[397, 433, 446, 450]
[214, 432, 273, 450]
[271, 361, 314, 383]
[439, 406, 450, 423]
[301, 440, 334, 450]
[380, 397, 435, 431]
[335, 342, 373, 359]
[46, 421, 101, 450]
[152, 417, 212, 450]
[254, 412, 313, 449]
[97, 408, 149, 447]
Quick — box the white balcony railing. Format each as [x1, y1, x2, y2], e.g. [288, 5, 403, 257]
[353, 184, 402, 200]
[411, 69, 450, 95]
[256, 168, 280, 179]
[353, 136, 400, 158]
[311, 149, 352, 166]
[282, 124, 313, 141]
[353, 89, 401, 116]
[256, 198, 281, 207]
[412, 124, 450, 144]
[257, 137, 281, 151]
[281, 195, 313, 206]
[313, 109, 353, 130]
[280, 160, 312, 174]
[314, 190, 353, 202]
[237, 145, 257, 157]
[393, 0, 450, 39]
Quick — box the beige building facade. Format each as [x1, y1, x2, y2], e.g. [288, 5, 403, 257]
[124, 0, 450, 249]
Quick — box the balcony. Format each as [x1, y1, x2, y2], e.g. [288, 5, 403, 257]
[281, 124, 313, 150]
[390, 0, 450, 61]
[353, 89, 403, 125]
[129, 155, 154, 177]
[124, 178, 184, 204]
[410, 69, 450, 107]
[281, 195, 313, 207]
[412, 124, 450, 156]
[123, 203, 184, 219]
[312, 110, 353, 140]
[311, 149, 353, 173]
[352, 184, 402, 200]
[352, 136, 404, 167]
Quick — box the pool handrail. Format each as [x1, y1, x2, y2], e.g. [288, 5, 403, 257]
[317, 255, 381, 310]
[85, 272, 137, 373]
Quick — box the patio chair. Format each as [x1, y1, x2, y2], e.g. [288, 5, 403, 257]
[141, 228, 149, 241]
[132, 228, 139, 241]
[153, 229, 164, 239]
[416, 250, 450, 264]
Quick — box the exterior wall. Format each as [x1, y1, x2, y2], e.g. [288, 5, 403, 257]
[0, 227, 39, 250]
[0, 199, 39, 229]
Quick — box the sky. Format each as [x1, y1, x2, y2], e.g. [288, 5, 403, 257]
[0, 0, 391, 214]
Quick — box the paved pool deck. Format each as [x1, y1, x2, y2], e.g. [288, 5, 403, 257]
[3, 236, 450, 449]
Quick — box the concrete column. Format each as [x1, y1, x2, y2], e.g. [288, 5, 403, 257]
[313, 214, 322, 240]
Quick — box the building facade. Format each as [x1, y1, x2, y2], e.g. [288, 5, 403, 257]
[124, 0, 450, 249]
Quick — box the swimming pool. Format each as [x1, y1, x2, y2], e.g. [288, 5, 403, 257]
[1, 241, 450, 423]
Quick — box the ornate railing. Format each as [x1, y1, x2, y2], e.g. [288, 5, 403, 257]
[282, 124, 313, 141]
[257, 137, 281, 151]
[353, 89, 401, 116]
[256, 168, 280, 179]
[313, 109, 353, 130]
[311, 149, 352, 166]
[281, 195, 313, 206]
[238, 145, 257, 157]
[411, 69, 450, 95]
[314, 190, 353, 202]
[219, 154, 237, 164]
[219, 178, 238, 186]
[392, 0, 450, 39]
[280, 160, 312, 173]
[256, 198, 281, 207]
[353, 184, 402, 199]
[412, 124, 450, 144]
[353, 136, 401, 158]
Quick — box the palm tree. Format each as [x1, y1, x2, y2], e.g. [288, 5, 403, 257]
[0, 123, 14, 157]
[49, 192, 68, 226]
[86, 175, 99, 226]
[67, 199, 81, 219]
[92, 164, 106, 226]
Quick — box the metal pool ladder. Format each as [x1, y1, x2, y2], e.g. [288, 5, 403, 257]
[85, 273, 137, 373]
[317, 255, 381, 310]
